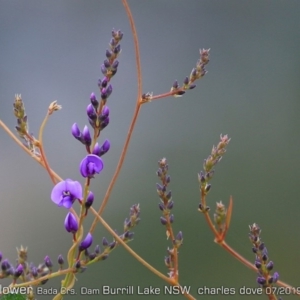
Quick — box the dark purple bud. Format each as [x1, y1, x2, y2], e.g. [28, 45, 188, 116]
[74, 260, 86, 273]
[257, 276, 266, 285]
[103, 59, 111, 68]
[198, 171, 206, 183]
[124, 218, 131, 230]
[88, 252, 96, 260]
[109, 38, 117, 47]
[99, 139, 110, 156]
[92, 143, 101, 156]
[90, 93, 98, 108]
[156, 168, 162, 177]
[101, 64, 107, 75]
[79, 154, 104, 178]
[189, 84, 196, 89]
[156, 183, 163, 192]
[87, 104, 97, 121]
[88, 118, 96, 129]
[172, 80, 179, 89]
[106, 49, 112, 59]
[101, 105, 110, 118]
[85, 191, 94, 208]
[111, 60, 119, 70]
[94, 245, 100, 254]
[14, 264, 23, 278]
[71, 123, 81, 139]
[113, 44, 121, 54]
[79, 233, 93, 252]
[101, 254, 109, 260]
[258, 242, 265, 251]
[255, 261, 261, 269]
[262, 247, 268, 256]
[31, 266, 38, 278]
[206, 170, 215, 180]
[124, 231, 134, 240]
[82, 126, 92, 146]
[44, 255, 53, 269]
[158, 203, 164, 211]
[272, 272, 279, 283]
[262, 254, 268, 261]
[266, 261, 274, 271]
[183, 76, 189, 85]
[100, 117, 109, 130]
[205, 184, 211, 192]
[101, 84, 113, 100]
[166, 175, 171, 183]
[101, 77, 108, 88]
[170, 214, 174, 223]
[167, 200, 174, 210]
[252, 247, 257, 253]
[102, 237, 109, 247]
[58, 254, 64, 266]
[64, 212, 79, 233]
[109, 241, 116, 250]
[164, 256, 171, 268]
[160, 216, 167, 225]
[1, 259, 11, 272]
[0, 252, 2, 263]
[199, 203, 204, 211]
[112, 29, 123, 41]
[192, 68, 197, 77]
[174, 232, 183, 248]
[176, 90, 185, 96]
[166, 191, 172, 200]
[7, 267, 14, 276]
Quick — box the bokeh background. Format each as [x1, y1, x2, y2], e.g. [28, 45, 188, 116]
[1, 1, 300, 299]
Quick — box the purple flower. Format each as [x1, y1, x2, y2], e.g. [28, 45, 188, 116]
[79, 233, 93, 252]
[64, 212, 79, 233]
[51, 179, 82, 209]
[79, 154, 104, 178]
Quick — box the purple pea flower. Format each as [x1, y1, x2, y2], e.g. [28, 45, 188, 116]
[79, 154, 104, 178]
[51, 179, 82, 209]
[64, 212, 79, 233]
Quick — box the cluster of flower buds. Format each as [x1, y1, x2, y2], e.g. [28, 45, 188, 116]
[13, 94, 38, 155]
[156, 158, 183, 279]
[156, 158, 174, 225]
[213, 201, 227, 231]
[87, 93, 110, 131]
[13, 94, 28, 138]
[249, 224, 280, 290]
[170, 48, 210, 97]
[198, 134, 231, 212]
[122, 204, 140, 242]
[0, 247, 58, 287]
[85, 29, 122, 135]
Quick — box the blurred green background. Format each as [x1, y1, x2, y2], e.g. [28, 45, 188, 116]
[1, 0, 300, 299]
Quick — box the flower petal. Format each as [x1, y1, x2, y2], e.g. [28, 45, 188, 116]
[51, 181, 65, 205]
